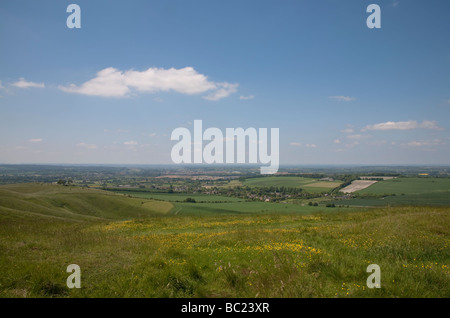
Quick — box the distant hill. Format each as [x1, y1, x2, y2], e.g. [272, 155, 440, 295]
[0, 183, 174, 222]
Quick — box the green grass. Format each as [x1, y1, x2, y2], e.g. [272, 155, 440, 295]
[170, 201, 345, 215]
[0, 183, 448, 298]
[113, 191, 352, 215]
[117, 191, 244, 203]
[0, 183, 174, 221]
[243, 176, 342, 193]
[333, 192, 450, 207]
[358, 177, 450, 195]
[335, 177, 450, 207]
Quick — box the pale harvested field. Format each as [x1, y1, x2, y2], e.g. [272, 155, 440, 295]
[341, 180, 378, 193]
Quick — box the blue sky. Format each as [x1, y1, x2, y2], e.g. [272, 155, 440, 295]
[0, 0, 449, 165]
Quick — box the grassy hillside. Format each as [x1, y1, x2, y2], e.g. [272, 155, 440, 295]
[0, 183, 448, 298]
[0, 183, 174, 221]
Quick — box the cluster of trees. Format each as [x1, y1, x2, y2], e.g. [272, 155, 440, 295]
[57, 178, 73, 186]
[308, 202, 336, 207]
[217, 185, 306, 201]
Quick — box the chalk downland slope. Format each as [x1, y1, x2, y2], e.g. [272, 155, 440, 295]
[0, 183, 174, 221]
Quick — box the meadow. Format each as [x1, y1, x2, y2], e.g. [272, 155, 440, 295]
[0, 183, 449, 298]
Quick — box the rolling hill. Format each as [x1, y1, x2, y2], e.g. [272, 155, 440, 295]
[0, 183, 174, 222]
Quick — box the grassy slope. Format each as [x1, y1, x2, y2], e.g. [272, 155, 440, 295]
[0, 183, 174, 221]
[0, 183, 448, 298]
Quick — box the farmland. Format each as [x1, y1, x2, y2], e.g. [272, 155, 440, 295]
[0, 166, 449, 298]
[118, 191, 349, 215]
[341, 180, 378, 193]
[242, 176, 342, 193]
[358, 177, 450, 195]
[334, 177, 450, 207]
[0, 183, 449, 298]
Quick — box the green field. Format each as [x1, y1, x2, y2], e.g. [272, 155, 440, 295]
[117, 191, 244, 203]
[335, 177, 450, 207]
[359, 177, 450, 195]
[0, 183, 449, 298]
[243, 176, 342, 193]
[117, 191, 351, 215]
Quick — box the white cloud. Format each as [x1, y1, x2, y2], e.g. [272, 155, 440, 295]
[59, 66, 237, 100]
[239, 95, 255, 100]
[76, 142, 98, 149]
[333, 139, 341, 144]
[12, 78, 45, 89]
[406, 141, 427, 147]
[404, 139, 443, 147]
[329, 96, 356, 102]
[60, 68, 129, 97]
[29, 138, 43, 143]
[124, 141, 138, 145]
[363, 120, 442, 131]
[203, 82, 238, 101]
[340, 128, 354, 134]
[290, 142, 317, 148]
[419, 120, 442, 130]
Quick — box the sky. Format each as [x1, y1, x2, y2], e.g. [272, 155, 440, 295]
[0, 0, 449, 166]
